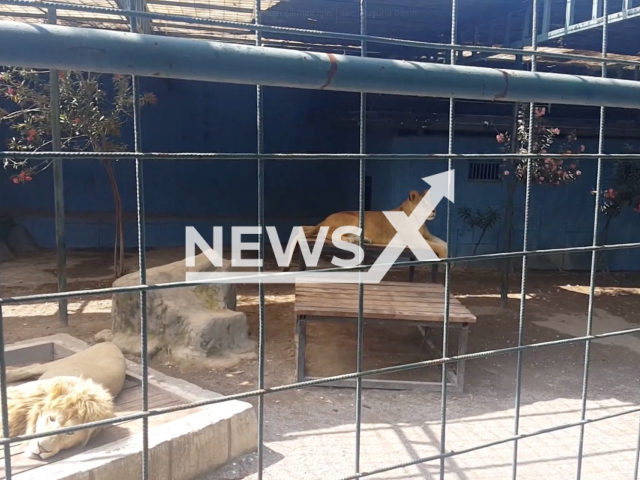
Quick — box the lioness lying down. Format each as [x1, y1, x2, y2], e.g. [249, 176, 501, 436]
[284, 188, 447, 272]
[4, 342, 127, 460]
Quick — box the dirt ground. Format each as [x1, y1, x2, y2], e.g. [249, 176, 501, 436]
[2, 248, 640, 479]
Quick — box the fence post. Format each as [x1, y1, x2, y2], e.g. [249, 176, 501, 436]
[47, 8, 68, 326]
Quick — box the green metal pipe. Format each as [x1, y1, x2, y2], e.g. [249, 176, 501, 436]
[0, 20, 639, 108]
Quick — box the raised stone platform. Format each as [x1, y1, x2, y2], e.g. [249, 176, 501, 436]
[1, 334, 258, 480]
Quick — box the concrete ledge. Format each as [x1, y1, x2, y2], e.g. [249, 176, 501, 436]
[4, 334, 258, 480]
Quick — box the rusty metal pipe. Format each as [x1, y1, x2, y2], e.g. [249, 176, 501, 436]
[0, 20, 638, 108]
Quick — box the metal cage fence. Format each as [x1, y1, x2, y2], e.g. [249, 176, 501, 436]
[1, 0, 640, 479]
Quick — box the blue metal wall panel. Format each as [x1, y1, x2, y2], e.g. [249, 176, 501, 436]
[0, 80, 361, 248]
[369, 134, 640, 271]
[2, 77, 639, 270]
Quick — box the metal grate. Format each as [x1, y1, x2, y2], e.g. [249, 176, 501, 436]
[1, 0, 640, 479]
[468, 160, 502, 182]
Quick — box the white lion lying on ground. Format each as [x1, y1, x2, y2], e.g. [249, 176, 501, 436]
[6, 375, 115, 459]
[3, 342, 127, 460]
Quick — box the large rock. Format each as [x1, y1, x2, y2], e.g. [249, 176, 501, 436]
[103, 249, 256, 370]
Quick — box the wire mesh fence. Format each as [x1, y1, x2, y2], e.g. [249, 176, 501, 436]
[1, 0, 640, 479]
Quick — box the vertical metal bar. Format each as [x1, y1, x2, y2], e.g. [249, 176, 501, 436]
[566, 0, 575, 29]
[512, 0, 538, 476]
[0, 283, 11, 477]
[522, 6, 532, 43]
[635, 419, 640, 480]
[542, 0, 552, 36]
[489, 20, 495, 46]
[48, 8, 68, 327]
[576, 1, 607, 478]
[624, 0, 631, 17]
[500, 97, 520, 310]
[635, 411, 640, 480]
[592, 0, 602, 19]
[254, 0, 266, 477]
[355, 0, 367, 473]
[128, 1, 149, 479]
[504, 14, 512, 45]
[439, 0, 457, 477]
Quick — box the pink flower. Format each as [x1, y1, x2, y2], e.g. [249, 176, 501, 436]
[580, 145, 586, 152]
[576, 170, 582, 176]
[7, 88, 14, 95]
[552, 128, 560, 135]
[11, 177, 19, 184]
[539, 177, 545, 182]
[496, 133, 505, 143]
[503, 170, 510, 176]
[73, 118, 80, 125]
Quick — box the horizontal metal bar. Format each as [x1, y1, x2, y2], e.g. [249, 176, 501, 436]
[302, 316, 466, 328]
[2, 22, 640, 108]
[1, 241, 639, 306]
[338, 405, 640, 480]
[513, 5, 640, 47]
[3, 151, 640, 161]
[2, 322, 640, 446]
[299, 376, 460, 392]
[0, 9, 131, 25]
[2, 0, 640, 68]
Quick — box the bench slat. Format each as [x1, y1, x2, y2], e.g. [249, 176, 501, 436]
[295, 281, 477, 324]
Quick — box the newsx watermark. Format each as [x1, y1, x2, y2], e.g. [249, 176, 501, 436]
[185, 171, 455, 284]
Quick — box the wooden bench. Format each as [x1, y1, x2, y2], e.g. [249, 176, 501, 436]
[294, 281, 477, 392]
[291, 238, 440, 282]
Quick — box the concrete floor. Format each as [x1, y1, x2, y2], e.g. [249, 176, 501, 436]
[204, 382, 640, 480]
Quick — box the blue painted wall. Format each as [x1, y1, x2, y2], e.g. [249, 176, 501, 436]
[0, 80, 361, 248]
[1, 78, 639, 271]
[367, 134, 640, 271]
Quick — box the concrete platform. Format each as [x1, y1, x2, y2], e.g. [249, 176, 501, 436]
[0, 334, 258, 480]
